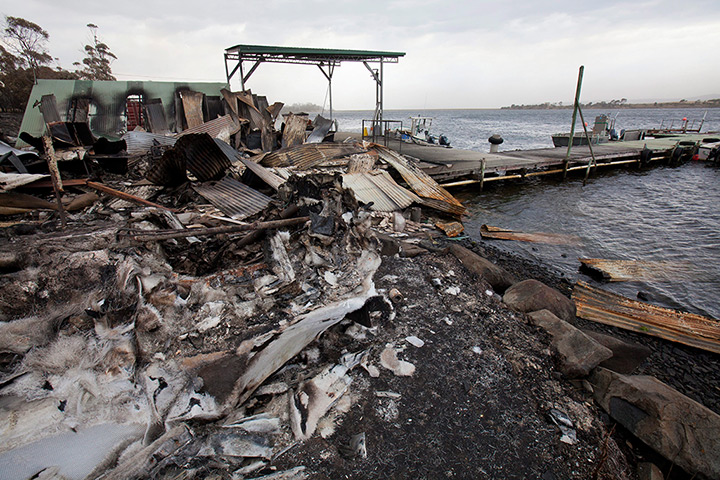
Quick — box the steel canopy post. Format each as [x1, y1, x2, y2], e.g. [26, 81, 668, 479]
[379, 57, 384, 130]
[239, 59, 246, 92]
[317, 63, 336, 121]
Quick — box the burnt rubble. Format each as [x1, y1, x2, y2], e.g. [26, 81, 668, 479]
[1, 90, 719, 480]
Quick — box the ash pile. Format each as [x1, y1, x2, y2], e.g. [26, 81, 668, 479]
[0, 89, 467, 479]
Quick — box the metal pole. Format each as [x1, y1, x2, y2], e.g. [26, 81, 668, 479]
[379, 57, 384, 133]
[564, 65, 584, 179]
[578, 107, 598, 185]
[239, 61, 246, 92]
[329, 64, 334, 121]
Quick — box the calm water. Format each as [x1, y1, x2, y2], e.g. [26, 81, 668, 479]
[334, 108, 720, 318]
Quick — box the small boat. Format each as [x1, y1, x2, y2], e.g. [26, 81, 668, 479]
[697, 138, 720, 161]
[646, 111, 707, 138]
[552, 114, 615, 147]
[395, 116, 451, 147]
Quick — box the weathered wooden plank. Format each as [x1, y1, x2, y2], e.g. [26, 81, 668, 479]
[572, 281, 720, 354]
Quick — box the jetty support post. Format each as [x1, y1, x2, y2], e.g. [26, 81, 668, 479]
[479, 159, 486, 191]
[564, 65, 584, 180]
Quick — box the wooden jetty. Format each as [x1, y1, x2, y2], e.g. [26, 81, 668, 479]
[339, 132, 718, 187]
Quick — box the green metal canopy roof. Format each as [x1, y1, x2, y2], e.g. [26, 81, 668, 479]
[225, 44, 405, 65]
[223, 44, 405, 126]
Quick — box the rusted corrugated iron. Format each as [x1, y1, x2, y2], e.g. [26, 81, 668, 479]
[178, 114, 243, 140]
[267, 102, 284, 123]
[123, 131, 177, 156]
[435, 221, 464, 238]
[146, 147, 187, 186]
[178, 133, 232, 182]
[261, 143, 366, 169]
[239, 92, 268, 132]
[578, 258, 700, 282]
[372, 144, 466, 216]
[572, 280, 720, 354]
[282, 114, 309, 148]
[480, 224, 582, 245]
[193, 176, 273, 219]
[180, 91, 205, 129]
[144, 100, 170, 134]
[342, 171, 421, 212]
[346, 153, 377, 174]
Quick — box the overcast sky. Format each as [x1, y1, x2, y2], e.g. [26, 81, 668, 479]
[4, 0, 720, 109]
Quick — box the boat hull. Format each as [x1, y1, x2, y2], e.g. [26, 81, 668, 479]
[552, 133, 609, 148]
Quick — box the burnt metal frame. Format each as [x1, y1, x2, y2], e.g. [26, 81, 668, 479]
[224, 45, 404, 123]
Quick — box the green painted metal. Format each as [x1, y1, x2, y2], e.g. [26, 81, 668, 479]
[225, 44, 405, 60]
[17, 79, 229, 147]
[564, 65, 584, 179]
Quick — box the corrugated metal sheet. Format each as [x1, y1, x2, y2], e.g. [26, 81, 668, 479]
[0, 140, 38, 160]
[193, 176, 272, 219]
[342, 171, 421, 212]
[306, 115, 333, 143]
[180, 91, 205, 129]
[262, 143, 366, 169]
[572, 280, 720, 354]
[123, 131, 177, 156]
[0, 172, 49, 191]
[144, 133, 231, 185]
[176, 133, 232, 182]
[282, 113, 308, 148]
[144, 100, 170, 134]
[237, 153, 285, 191]
[17, 79, 228, 147]
[145, 148, 187, 186]
[373, 144, 466, 216]
[346, 153, 377, 173]
[178, 114, 242, 140]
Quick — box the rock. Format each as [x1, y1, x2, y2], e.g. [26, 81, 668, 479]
[503, 279, 576, 322]
[636, 462, 663, 480]
[582, 330, 652, 374]
[529, 310, 613, 378]
[592, 368, 720, 479]
[448, 244, 517, 293]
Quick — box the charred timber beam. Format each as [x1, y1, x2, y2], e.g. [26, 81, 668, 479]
[121, 216, 310, 242]
[42, 135, 67, 228]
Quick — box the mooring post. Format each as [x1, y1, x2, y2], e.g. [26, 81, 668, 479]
[478, 159, 486, 191]
[564, 65, 584, 180]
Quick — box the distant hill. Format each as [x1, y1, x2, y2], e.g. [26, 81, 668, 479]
[280, 102, 324, 114]
[502, 99, 720, 110]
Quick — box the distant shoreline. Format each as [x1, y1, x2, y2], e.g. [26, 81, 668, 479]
[332, 104, 720, 113]
[501, 100, 720, 110]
